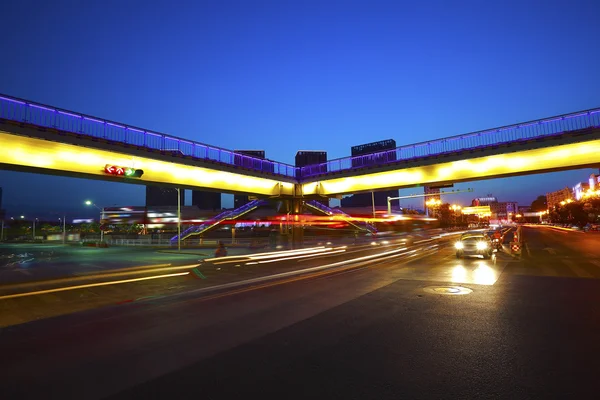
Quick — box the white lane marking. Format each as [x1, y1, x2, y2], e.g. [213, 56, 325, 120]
[589, 260, 600, 269]
[561, 259, 594, 278]
[543, 247, 557, 255]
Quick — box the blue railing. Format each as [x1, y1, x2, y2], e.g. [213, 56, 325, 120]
[171, 199, 268, 242]
[300, 107, 600, 178]
[2, 92, 599, 182]
[0, 94, 297, 179]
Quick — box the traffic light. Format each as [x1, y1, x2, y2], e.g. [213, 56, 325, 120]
[104, 164, 144, 178]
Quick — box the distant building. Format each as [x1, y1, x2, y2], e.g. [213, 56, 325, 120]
[490, 202, 518, 218]
[518, 206, 531, 214]
[588, 173, 600, 192]
[547, 187, 573, 209]
[573, 182, 590, 201]
[145, 186, 184, 208]
[192, 191, 221, 211]
[295, 150, 327, 178]
[341, 140, 399, 210]
[296, 151, 328, 205]
[233, 150, 266, 208]
[472, 196, 498, 206]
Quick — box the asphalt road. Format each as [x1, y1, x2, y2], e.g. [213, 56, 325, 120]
[1, 227, 599, 399]
[0, 244, 210, 284]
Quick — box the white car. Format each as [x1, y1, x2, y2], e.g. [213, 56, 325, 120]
[455, 232, 493, 259]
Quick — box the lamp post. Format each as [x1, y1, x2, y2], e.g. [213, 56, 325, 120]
[371, 191, 376, 218]
[176, 188, 181, 252]
[33, 218, 38, 240]
[58, 216, 66, 244]
[85, 200, 105, 242]
[425, 198, 442, 217]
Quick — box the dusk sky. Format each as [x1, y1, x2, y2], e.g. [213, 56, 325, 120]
[1, 0, 599, 219]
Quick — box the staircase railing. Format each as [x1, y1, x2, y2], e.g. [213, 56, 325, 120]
[170, 199, 269, 242]
[305, 200, 377, 233]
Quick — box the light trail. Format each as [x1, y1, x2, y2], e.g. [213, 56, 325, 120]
[185, 246, 431, 304]
[0, 271, 190, 300]
[0, 264, 198, 292]
[206, 246, 328, 264]
[257, 248, 347, 264]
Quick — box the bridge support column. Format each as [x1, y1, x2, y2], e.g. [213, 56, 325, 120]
[290, 198, 304, 249]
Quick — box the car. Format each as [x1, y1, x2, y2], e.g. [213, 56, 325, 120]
[455, 232, 493, 259]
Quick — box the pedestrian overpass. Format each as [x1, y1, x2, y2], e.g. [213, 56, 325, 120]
[1, 93, 599, 199]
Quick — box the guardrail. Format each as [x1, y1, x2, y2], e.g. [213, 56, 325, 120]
[300, 108, 600, 178]
[0, 93, 297, 178]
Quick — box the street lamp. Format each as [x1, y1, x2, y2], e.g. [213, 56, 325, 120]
[33, 217, 38, 240]
[176, 188, 181, 251]
[85, 200, 105, 242]
[58, 216, 66, 244]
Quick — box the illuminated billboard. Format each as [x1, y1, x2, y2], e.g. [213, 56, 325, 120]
[461, 206, 491, 216]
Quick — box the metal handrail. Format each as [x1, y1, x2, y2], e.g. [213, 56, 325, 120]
[300, 107, 600, 178]
[170, 199, 268, 242]
[2, 93, 598, 181]
[0, 93, 298, 178]
[305, 200, 377, 233]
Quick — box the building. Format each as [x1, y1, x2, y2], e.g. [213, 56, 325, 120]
[547, 187, 573, 209]
[296, 151, 328, 205]
[573, 182, 590, 201]
[518, 206, 531, 214]
[490, 202, 518, 218]
[341, 140, 399, 210]
[145, 186, 184, 208]
[192, 191, 221, 210]
[295, 150, 327, 178]
[234, 150, 266, 208]
[471, 196, 498, 207]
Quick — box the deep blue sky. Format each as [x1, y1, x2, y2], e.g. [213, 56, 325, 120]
[1, 0, 599, 219]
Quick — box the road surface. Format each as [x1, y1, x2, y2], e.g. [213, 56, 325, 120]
[1, 226, 599, 399]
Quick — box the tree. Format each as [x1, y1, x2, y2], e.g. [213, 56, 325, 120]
[530, 195, 547, 212]
[438, 203, 453, 227]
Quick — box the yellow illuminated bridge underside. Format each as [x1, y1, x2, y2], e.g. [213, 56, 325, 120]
[2, 131, 600, 197]
[310, 139, 600, 196]
[0, 131, 295, 196]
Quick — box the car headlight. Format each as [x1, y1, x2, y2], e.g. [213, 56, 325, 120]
[476, 241, 488, 250]
[455, 242, 464, 249]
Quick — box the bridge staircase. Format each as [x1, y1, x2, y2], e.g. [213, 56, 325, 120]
[305, 200, 377, 233]
[171, 199, 269, 243]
